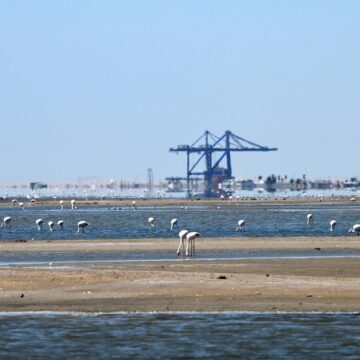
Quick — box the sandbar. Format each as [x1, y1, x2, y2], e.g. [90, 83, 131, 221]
[0, 237, 360, 312]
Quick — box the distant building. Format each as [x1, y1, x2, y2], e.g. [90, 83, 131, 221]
[237, 179, 256, 190]
[30, 182, 48, 190]
[310, 180, 332, 190]
[343, 178, 360, 188]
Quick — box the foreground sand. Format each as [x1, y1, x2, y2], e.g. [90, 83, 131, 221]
[1, 237, 360, 312]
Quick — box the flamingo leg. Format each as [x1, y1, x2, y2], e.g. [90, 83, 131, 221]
[177, 238, 183, 255]
[186, 238, 190, 256]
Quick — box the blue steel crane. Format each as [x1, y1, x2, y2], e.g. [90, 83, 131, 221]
[169, 130, 278, 198]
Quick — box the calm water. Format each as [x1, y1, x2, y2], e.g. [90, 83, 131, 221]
[0, 204, 359, 241]
[1, 250, 360, 267]
[0, 312, 360, 359]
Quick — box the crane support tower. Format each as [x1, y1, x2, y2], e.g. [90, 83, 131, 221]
[169, 130, 278, 198]
[147, 168, 154, 193]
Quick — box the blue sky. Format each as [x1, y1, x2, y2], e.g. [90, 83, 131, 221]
[0, 1, 359, 182]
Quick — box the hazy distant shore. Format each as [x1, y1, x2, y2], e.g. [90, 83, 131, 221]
[1, 237, 360, 312]
[0, 197, 358, 208]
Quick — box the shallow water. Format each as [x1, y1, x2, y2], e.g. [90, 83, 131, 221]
[1, 249, 360, 267]
[0, 204, 359, 241]
[0, 312, 360, 359]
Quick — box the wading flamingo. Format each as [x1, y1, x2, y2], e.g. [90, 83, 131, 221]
[177, 229, 189, 256]
[48, 221, 54, 232]
[77, 221, 89, 233]
[1, 216, 11, 229]
[348, 224, 360, 235]
[60, 200, 64, 211]
[57, 220, 64, 229]
[170, 218, 178, 230]
[236, 220, 245, 232]
[330, 220, 337, 231]
[148, 217, 155, 228]
[307, 213, 313, 225]
[186, 231, 201, 257]
[71, 199, 76, 211]
[36, 219, 44, 231]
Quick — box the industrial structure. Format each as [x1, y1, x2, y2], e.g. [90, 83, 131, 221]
[165, 176, 202, 192]
[147, 168, 154, 193]
[169, 130, 278, 197]
[30, 182, 48, 190]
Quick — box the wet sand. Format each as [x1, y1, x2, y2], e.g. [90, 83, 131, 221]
[0, 236, 359, 253]
[1, 237, 360, 312]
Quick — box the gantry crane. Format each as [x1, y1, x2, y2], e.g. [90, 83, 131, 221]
[169, 130, 278, 197]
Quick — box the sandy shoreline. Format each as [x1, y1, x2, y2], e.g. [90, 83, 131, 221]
[0, 237, 360, 312]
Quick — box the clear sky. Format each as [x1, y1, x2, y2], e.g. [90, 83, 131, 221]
[0, 1, 359, 183]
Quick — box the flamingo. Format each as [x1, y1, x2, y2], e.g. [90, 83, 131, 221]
[36, 219, 44, 231]
[132, 201, 137, 210]
[236, 220, 245, 232]
[77, 221, 89, 233]
[170, 218, 178, 230]
[1, 216, 11, 229]
[348, 224, 360, 235]
[18, 202, 25, 211]
[186, 231, 201, 257]
[148, 217, 155, 228]
[307, 213, 313, 225]
[177, 229, 189, 256]
[57, 220, 64, 229]
[71, 199, 76, 210]
[48, 221, 54, 232]
[330, 220, 337, 231]
[60, 200, 64, 211]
